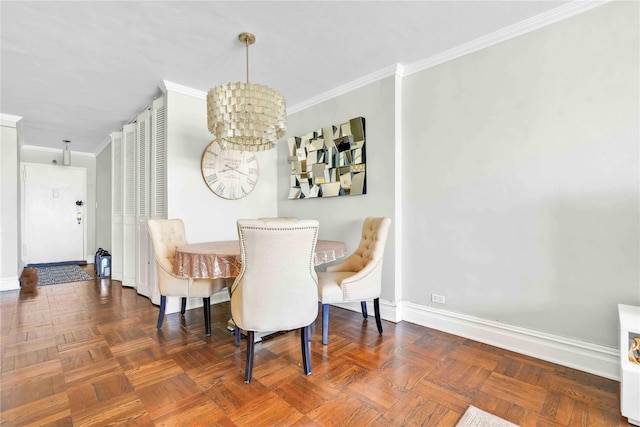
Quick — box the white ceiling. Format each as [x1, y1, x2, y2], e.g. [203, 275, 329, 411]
[1, 1, 581, 155]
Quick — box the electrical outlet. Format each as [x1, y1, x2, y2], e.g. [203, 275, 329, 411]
[431, 294, 445, 304]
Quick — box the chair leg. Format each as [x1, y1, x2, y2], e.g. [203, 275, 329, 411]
[245, 331, 255, 383]
[180, 297, 187, 315]
[301, 325, 311, 375]
[157, 295, 166, 329]
[234, 325, 240, 347]
[322, 304, 329, 345]
[374, 298, 383, 334]
[361, 301, 368, 318]
[300, 326, 311, 375]
[203, 297, 211, 336]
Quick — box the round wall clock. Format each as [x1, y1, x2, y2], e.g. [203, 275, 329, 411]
[201, 140, 259, 200]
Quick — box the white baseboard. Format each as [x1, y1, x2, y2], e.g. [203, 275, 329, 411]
[122, 278, 136, 288]
[331, 300, 619, 381]
[0, 276, 20, 291]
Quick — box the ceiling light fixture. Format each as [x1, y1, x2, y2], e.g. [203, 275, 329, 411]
[62, 139, 71, 166]
[206, 32, 286, 152]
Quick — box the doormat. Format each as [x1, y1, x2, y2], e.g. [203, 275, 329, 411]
[35, 265, 93, 286]
[456, 406, 519, 427]
[27, 260, 87, 268]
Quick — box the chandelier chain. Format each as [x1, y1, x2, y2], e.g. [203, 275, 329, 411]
[245, 37, 249, 83]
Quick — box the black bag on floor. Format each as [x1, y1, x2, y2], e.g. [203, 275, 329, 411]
[95, 248, 111, 278]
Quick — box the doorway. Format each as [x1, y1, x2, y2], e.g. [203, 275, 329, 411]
[21, 163, 87, 265]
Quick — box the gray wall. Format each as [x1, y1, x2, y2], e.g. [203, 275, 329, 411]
[278, 1, 639, 349]
[279, 78, 397, 302]
[401, 1, 638, 348]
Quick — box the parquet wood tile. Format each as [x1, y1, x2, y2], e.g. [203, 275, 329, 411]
[227, 391, 305, 426]
[70, 393, 150, 427]
[345, 372, 400, 412]
[150, 392, 230, 427]
[0, 392, 70, 426]
[0, 270, 630, 426]
[306, 394, 380, 426]
[411, 379, 472, 414]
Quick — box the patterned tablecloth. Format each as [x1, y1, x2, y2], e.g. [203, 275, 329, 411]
[174, 239, 347, 279]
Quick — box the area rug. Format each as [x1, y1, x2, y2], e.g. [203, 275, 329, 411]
[35, 265, 93, 286]
[456, 406, 519, 427]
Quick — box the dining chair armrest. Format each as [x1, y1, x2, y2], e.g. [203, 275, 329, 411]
[325, 253, 361, 273]
[339, 259, 384, 301]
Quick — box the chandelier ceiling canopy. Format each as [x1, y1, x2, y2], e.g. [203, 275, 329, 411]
[206, 32, 286, 152]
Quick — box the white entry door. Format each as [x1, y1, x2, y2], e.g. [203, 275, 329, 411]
[21, 163, 86, 264]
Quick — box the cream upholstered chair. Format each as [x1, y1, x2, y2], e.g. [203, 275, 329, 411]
[147, 219, 229, 336]
[231, 218, 319, 383]
[316, 217, 391, 345]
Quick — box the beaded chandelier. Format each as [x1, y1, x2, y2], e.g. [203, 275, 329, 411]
[207, 33, 286, 152]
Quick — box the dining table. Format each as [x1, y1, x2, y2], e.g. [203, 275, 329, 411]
[173, 238, 347, 342]
[173, 239, 347, 279]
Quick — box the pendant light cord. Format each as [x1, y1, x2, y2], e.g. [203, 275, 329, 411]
[245, 38, 249, 83]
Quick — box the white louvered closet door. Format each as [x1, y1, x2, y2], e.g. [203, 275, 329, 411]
[110, 132, 124, 281]
[135, 109, 151, 297]
[149, 96, 167, 305]
[122, 122, 137, 288]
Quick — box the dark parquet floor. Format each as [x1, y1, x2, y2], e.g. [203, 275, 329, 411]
[0, 266, 629, 426]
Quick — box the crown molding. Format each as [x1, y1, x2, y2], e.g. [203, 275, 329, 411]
[94, 136, 112, 157]
[160, 80, 207, 100]
[288, 64, 404, 115]
[402, 0, 610, 76]
[289, 0, 610, 113]
[0, 113, 23, 123]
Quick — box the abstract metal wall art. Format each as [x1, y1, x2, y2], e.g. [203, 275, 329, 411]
[287, 117, 366, 199]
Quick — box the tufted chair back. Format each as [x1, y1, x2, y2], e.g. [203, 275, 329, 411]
[317, 216, 391, 345]
[148, 219, 187, 273]
[147, 219, 190, 296]
[325, 217, 391, 301]
[349, 217, 390, 272]
[231, 218, 319, 332]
